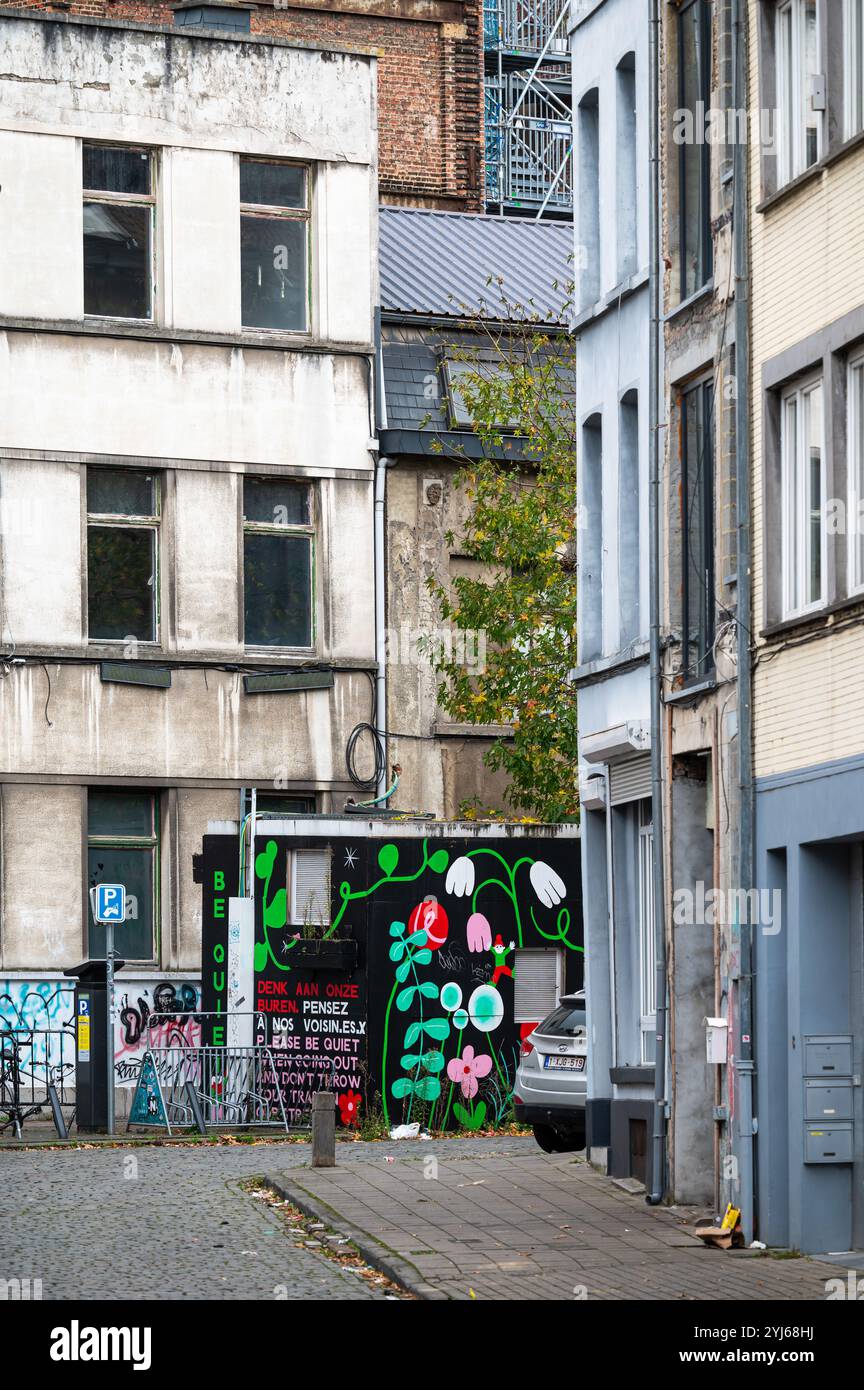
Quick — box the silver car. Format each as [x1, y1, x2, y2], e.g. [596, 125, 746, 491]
[513, 991, 587, 1153]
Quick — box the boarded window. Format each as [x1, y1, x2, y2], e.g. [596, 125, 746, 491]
[514, 949, 562, 1023]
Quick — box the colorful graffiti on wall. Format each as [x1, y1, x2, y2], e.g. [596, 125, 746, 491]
[113, 981, 201, 1085]
[0, 978, 201, 1088]
[201, 831, 582, 1132]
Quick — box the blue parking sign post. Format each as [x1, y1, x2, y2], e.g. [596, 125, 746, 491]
[90, 884, 125, 1136]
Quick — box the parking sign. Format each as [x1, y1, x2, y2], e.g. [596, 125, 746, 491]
[90, 883, 126, 924]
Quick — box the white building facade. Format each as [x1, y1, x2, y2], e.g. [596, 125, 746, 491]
[0, 11, 378, 1079]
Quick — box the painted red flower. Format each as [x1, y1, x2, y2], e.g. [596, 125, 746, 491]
[338, 1091, 361, 1127]
[407, 897, 449, 950]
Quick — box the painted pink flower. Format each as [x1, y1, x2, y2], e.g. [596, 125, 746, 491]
[446, 1045, 492, 1099]
[466, 912, 492, 953]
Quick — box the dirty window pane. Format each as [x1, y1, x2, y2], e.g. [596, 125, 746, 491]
[88, 789, 154, 839]
[241, 216, 306, 331]
[244, 532, 312, 646]
[240, 159, 305, 208]
[88, 526, 156, 642]
[88, 845, 154, 960]
[88, 469, 155, 518]
[83, 145, 151, 196]
[84, 202, 152, 319]
[244, 478, 309, 526]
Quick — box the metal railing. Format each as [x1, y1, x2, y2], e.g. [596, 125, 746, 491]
[484, 0, 570, 56]
[129, 1043, 290, 1134]
[0, 1026, 75, 1138]
[485, 77, 573, 212]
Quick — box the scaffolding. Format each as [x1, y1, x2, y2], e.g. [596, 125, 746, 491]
[483, 0, 573, 220]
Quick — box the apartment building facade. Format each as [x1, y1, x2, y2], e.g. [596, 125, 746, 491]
[0, 12, 377, 1051]
[748, 0, 864, 1254]
[570, 0, 655, 1187]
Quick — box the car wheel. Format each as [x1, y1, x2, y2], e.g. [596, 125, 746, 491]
[532, 1123, 560, 1153]
[554, 1129, 585, 1153]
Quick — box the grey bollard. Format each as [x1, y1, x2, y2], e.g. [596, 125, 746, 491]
[311, 1090, 336, 1167]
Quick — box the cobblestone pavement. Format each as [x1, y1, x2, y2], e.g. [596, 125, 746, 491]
[267, 1148, 846, 1302]
[0, 1135, 532, 1301]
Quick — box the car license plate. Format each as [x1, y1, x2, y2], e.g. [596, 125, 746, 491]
[543, 1055, 585, 1070]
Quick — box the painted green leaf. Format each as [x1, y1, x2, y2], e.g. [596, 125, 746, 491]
[253, 941, 269, 972]
[263, 887, 287, 929]
[408, 929, 428, 950]
[389, 920, 406, 938]
[395, 960, 412, 983]
[389, 940, 405, 962]
[421, 1051, 445, 1073]
[400, 1053, 421, 1070]
[254, 840, 278, 881]
[412, 949, 432, 966]
[413, 1076, 441, 1102]
[453, 1101, 486, 1130]
[396, 986, 417, 1012]
[418, 981, 439, 999]
[423, 1017, 450, 1042]
[428, 849, 449, 873]
[403, 1021, 423, 1048]
[391, 1077, 414, 1099]
[378, 843, 399, 876]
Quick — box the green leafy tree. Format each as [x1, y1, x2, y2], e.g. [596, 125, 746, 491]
[425, 287, 579, 822]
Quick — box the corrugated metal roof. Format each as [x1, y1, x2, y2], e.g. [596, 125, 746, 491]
[379, 206, 573, 323]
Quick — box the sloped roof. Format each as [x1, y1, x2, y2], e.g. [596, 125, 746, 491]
[379, 206, 573, 324]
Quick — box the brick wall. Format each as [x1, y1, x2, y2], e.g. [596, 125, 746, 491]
[0, 0, 484, 208]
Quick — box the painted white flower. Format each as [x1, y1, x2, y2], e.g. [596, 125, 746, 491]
[445, 855, 475, 898]
[468, 984, 504, 1034]
[529, 860, 567, 909]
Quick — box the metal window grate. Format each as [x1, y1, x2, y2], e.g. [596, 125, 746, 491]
[609, 754, 652, 805]
[514, 949, 561, 1021]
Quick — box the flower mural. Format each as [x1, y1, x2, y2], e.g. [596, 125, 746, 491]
[407, 897, 448, 950]
[529, 860, 567, 909]
[468, 984, 505, 1033]
[338, 1091, 361, 1127]
[440, 981, 463, 1013]
[466, 911, 492, 953]
[445, 856, 475, 897]
[447, 1045, 493, 1099]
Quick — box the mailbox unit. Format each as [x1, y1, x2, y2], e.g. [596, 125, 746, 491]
[803, 1035, 854, 1164]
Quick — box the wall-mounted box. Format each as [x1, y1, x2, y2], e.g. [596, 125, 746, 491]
[803, 1036, 853, 1077]
[804, 1122, 853, 1164]
[804, 1079, 854, 1122]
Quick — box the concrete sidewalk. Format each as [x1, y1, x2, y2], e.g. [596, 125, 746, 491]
[266, 1151, 844, 1301]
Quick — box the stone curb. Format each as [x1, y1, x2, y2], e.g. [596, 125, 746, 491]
[264, 1169, 449, 1301]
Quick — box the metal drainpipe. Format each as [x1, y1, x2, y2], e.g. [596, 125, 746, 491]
[604, 764, 618, 1071]
[373, 307, 394, 801]
[732, 0, 756, 1243]
[647, 0, 669, 1206]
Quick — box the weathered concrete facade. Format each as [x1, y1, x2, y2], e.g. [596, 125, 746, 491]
[0, 0, 485, 212]
[0, 13, 378, 988]
[657, 0, 741, 1209]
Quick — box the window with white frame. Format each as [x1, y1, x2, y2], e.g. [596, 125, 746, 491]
[637, 799, 656, 1066]
[848, 353, 864, 593]
[781, 376, 825, 617]
[846, 0, 864, 137]
[288, 849, 331, 927]
[776, 0, 822, 185]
